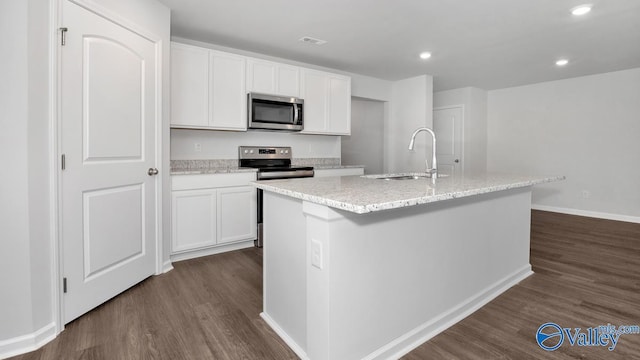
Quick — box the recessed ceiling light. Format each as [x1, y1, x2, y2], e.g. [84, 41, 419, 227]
[419, 52, 432, 60]
[556, 59, 569, 66]
[571, 5, 592, 16]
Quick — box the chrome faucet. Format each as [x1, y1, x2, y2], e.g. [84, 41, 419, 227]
[408, 127, 437, 177]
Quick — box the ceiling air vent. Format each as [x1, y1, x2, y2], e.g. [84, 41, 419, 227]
[299, 36, 327, 45]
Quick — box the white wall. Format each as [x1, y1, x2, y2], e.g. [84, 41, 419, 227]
[341, 98, 386, 174]
[0, 0, 170, 356]
[434, 87, 488, 174]
[27, 0, 54, 338]
[171, 129, 341, 159]
[386, 75, 433, 173]
[0, 0, 36, 342]
[487, 68, 640, 221]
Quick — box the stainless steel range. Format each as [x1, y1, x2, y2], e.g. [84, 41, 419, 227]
[239, 146, 314, 247]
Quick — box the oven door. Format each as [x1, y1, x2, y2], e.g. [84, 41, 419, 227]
[248, 92, 303, 131]
[255, 169, 314, 248]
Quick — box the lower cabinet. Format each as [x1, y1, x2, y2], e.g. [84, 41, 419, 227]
[171, 173, 257, 261]
[172, 189, 218, 252]
[217, 186, 257, 244]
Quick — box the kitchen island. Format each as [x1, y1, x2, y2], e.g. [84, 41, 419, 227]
[255, 173, 563, 360]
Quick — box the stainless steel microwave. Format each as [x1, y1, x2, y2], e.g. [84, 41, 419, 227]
[248, 92, 304, 131]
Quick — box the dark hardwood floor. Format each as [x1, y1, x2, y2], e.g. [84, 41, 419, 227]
[10, 210, 640, 360]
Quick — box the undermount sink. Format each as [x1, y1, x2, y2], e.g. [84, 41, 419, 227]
[364, 173, 450, 180]
[379, 175, 428, 180]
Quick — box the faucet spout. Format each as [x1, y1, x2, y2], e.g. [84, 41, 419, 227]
[408, 127, 437, 177]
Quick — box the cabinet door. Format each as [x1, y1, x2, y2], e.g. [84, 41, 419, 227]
[277, 64, 300, 97]
[300, 69, 328, 133]
[246, 59, 276, 94]
[210, 50, 247, 130]
[170, 43, 209, 127]
[172, 189, 217, 252]
[247, 59, 300, 97]
[328, 75, 351, 135]
[217, 186, 257, 244]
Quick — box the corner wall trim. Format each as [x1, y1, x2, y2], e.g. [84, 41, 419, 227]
[0, 322, 57, 359]
[532, 204, 640, 224]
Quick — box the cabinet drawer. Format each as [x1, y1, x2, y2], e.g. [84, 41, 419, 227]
[172, 172, 257, 191]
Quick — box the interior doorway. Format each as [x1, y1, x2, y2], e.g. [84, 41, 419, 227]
[433, 105, 464, 176]
[341, 97, 385, 174]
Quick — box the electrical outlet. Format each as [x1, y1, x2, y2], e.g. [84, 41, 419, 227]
[311, 239, 323, 270]
[194, 143, 202, 152]
[581, 190, 591, 199]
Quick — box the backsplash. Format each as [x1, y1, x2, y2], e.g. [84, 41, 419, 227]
[170, 158, 341, 172]
[171, 129, 341, 160]
[170, 159, 237, 172]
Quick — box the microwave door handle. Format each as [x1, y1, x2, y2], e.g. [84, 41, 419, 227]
[293, 104, 299, 124]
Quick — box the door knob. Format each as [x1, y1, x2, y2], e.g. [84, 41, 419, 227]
[454, 159, 460, 163]
[147, 168, 159, 176]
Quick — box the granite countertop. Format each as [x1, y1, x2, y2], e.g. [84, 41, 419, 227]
[171, 167, 258, 175]
[253, 172, 565, 214]
[170, 158, 363, 175]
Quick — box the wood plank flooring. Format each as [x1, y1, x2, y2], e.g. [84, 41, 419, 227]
[10, 210, 640, 359]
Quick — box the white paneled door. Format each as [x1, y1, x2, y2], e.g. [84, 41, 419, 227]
[60, 1, 158, 323]
[433, 106, 463, 176]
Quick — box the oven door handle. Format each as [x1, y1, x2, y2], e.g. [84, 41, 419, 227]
[293, 103, 299, 124]
[258, 170, 314, 180]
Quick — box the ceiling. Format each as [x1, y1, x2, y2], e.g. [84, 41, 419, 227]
[157, 0, 640, 91]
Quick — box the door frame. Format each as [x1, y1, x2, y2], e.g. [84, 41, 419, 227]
[50, 0, 166, 333]
[432, 104, 465, 175]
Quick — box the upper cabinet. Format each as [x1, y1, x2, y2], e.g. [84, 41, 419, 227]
[171, 43, 246, 131]
[170, 41, 351, 135]
[246, 58, 300, 97]
[171, 43, 209, 128]
[300, 69, 351, 135]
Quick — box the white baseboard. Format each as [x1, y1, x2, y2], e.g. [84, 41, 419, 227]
[365, 265, 533, 360]
[170, 240, 255, 263]
[0, 322, 57, 360]
[260, 312, 309, 360]
[532, 204, 640, 224]
[162, 259, 174, 274]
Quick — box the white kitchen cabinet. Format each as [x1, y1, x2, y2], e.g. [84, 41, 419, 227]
[170, 42, 247, 131]
[171, 172, 257, 261]
[300, 69, 351, 135]
[246, 58, 300, 97]
[217, 186, 257, 244]
[170, 43, 209, 127]
[314, 167, 364, 177]
[210, 50, 246, 130]
[171, 189, 217, 252]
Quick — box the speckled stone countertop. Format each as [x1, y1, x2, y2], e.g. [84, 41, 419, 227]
[170, 158, 363, 175]
[253, 173, 565, 214]
[170, 160, 258, 175]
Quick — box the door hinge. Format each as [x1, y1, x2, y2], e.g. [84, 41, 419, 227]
[61, 154, 66, 170]
[59, 27, 68, 46]
[63, 277, 68, 293]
